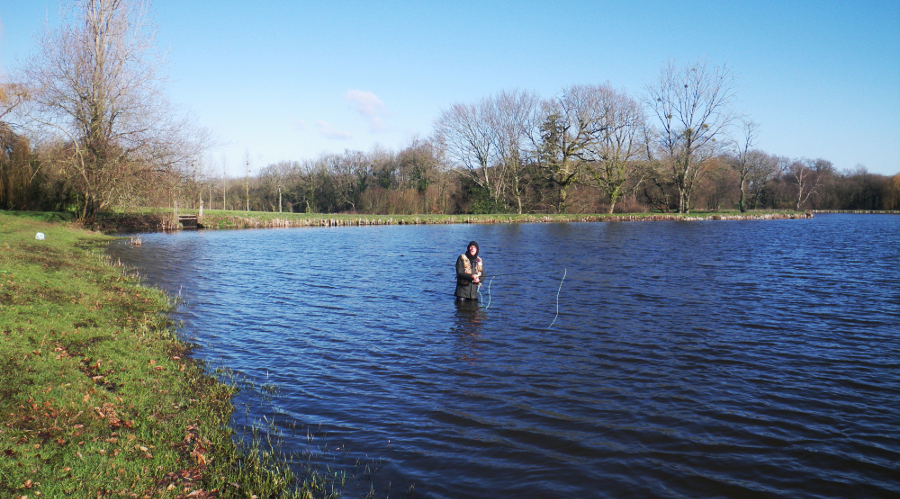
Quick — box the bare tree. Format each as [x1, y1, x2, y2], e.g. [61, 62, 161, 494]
[646, 60, 736, 213]
[331, 149, 370, 212]
[886, 173, 900, 210]
[1, 75, 41, 209]
[0, 82, 31, 126]
[489, 89, 540, 214]
[398, 137, 442, 193]
[436, 90, 541, 213]
[244, 152, 251, 212]
[24, 0, 205, 223]
[729, 119, 759, 212]
[789, 158, 830, 210]
[698, 157, 735, 210]
[580, 85, 648, 213]
[298, 157, 327, 213]
[435, 99, 502, 205]
[743, 151, 783, 210]
[259, 160, 295, 212]
[535, 84, 614, 213]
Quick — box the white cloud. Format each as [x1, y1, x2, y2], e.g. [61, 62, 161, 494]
[315, 121, 352, 140]
[344, 89, 389, 132]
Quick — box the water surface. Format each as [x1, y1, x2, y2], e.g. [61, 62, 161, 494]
[109, 214, 900, 498]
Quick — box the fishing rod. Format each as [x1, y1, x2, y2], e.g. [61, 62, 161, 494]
[444, 272, 528, 282]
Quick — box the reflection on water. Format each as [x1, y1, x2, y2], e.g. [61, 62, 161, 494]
[452, 300, 485, 365]
[109, 215, 900, 499]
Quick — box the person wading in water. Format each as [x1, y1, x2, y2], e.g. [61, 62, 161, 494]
[455, 241, 485, 301]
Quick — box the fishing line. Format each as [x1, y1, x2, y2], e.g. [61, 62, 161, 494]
[548, 269, 567, 329]
[447, 268, 566, 317]
[483, 272, 531, 278]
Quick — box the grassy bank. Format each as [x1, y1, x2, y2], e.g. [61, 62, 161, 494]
[0, 211, 336, 498]
[95, 209, 813, 233]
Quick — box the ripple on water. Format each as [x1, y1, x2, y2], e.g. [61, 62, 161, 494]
[108, 215, 900, 498]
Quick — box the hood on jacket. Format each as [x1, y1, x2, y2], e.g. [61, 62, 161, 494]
[466, 240, 480, 259]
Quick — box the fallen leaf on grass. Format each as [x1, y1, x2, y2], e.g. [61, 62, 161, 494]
[190, 449, 207, 466]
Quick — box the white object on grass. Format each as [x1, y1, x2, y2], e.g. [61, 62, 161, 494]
[35, 232, 45, 240]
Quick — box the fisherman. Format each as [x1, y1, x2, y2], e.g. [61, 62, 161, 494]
[455, 240, 485, 301]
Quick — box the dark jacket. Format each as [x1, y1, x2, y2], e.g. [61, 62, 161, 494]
[455, 244, 484, 299]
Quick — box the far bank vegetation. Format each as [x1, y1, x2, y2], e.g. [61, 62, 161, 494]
[2, 1, 898, 221]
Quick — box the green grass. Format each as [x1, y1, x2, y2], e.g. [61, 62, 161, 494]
[0, 211, 348, 498]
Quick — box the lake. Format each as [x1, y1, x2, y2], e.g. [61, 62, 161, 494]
[108, 214, 900, 498]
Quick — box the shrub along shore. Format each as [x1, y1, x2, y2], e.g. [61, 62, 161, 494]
[0, 211, 334, 498]
[95, 209, 814, 233]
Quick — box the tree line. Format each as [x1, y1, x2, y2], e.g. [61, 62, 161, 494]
[159, 142, 900, 217]
[2, 1, 898, 222]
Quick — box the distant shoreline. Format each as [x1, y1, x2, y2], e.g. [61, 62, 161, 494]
[95, 210, 816, 233]
[811, 210, 900, 215]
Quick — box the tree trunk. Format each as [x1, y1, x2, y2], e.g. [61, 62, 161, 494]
[739, 178, 747, 213]
[558, 185, 568, 214]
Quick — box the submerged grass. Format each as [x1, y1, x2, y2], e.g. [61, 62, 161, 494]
[0, 211, 353, 498]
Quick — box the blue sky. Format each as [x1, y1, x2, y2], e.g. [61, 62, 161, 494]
[2, 0, 898, 176]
